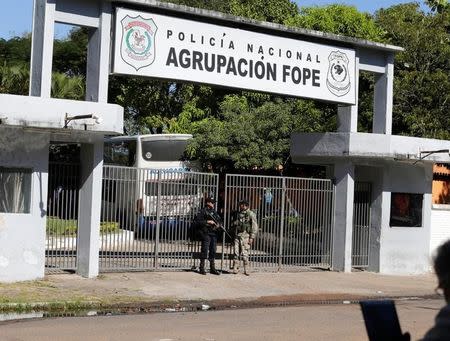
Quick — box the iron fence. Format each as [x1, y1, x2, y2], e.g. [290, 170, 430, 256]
[45, 161, 80, 270]
[223, 174, 335, 271]
[46, 164, 336, 273]
[351, 182, 371, 268]
[99, 166, 218, 271]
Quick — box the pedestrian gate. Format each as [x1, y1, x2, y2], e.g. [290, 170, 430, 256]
[223, 174, 335, 271]
[99, 166, 218, 271]
[46, 160, 80, 270]
[351, 182, 372, 268]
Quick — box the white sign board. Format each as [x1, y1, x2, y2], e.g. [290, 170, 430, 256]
[113, 8, 356, 105]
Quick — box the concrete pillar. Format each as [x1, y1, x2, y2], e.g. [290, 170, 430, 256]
[86, 2, 112, 103]
[332, 162, 355, 272]
[30, 0, 55, 98]
[77, 139, 103, 278]
[337, 51, 359, 133]
[373, 53, 394, 135]
[337, 105, 358, 133]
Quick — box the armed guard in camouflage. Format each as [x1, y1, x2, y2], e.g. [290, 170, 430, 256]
[231, 200, 258, 276]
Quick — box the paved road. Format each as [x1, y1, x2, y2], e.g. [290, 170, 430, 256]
[0, 299, 443, 341]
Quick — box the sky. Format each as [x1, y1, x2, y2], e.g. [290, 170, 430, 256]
[0, 0, 425, 39]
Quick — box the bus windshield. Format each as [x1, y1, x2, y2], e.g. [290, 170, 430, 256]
[141, 139, 188, 162]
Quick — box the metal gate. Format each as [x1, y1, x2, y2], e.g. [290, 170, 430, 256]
[45, 161, 80, 270]
[351, 182, 371, 268]
[223, 174, 335, 271]
[100, 166, 218, 271]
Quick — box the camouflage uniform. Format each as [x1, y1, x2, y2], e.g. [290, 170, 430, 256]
[232, 208, 258, 274]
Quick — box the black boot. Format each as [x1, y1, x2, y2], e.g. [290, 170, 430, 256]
[210, 260, 220, 275]
[199, 259, 207, 275]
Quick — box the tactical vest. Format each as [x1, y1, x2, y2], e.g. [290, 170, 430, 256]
[236, 210, 252, 234]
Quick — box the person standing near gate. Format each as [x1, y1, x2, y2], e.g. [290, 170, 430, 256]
[231, 200, 258, 276]
[193, 197, 221, 275]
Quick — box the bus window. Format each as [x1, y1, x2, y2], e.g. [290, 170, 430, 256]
[104, 140, 136, 167]
[141, 139, 188, 162]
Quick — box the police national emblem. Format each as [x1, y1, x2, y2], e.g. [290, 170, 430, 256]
[120, 15, 158, 71]
[326, 51, 351, 97]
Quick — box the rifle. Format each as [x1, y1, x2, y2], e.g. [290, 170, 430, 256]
[205, 210, 233, 239]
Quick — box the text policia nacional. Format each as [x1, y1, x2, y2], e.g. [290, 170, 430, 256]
[165, 30, 321, 87]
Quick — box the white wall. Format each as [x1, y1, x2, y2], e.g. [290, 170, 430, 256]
[379, 163, 433, 274]
[430, 205, 450, 257]
[0, 128, 49, 282]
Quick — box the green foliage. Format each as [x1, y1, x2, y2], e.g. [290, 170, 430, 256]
[0, 62, 29, 95]
[163, 0, 230, 13]
[426, 0, 450, 13]
[288, 4, 385, 42]
[229, 0, 300, 24]
[0, 36, 31, 66]
[187, 95, 331, 171]
[53, 27, 88, 76]
[51, 72, 85, 100]
[375, 3, 450, 138]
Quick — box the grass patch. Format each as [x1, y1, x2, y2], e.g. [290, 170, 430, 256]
[46, 218, 120, 236]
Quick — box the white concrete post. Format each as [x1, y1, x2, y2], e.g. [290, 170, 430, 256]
[332, 162, 355, 272]
[30, 0, 55, 98]
[373, 53, 394, 135]
[77, 139, 103, 278]
[337, 51, 360, 133]
[86, 2, 112, 103]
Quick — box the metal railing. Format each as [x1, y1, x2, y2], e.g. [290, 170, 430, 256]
[351, 182, 372, 268]
[45, 164, 336, 273]
[45, 161, 80, 270]
[223, 174, 335, 271]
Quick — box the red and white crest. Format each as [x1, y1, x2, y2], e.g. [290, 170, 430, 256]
[120, 15, 158, 71]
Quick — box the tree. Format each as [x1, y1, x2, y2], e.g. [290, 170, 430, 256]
[288, 4, 385, 42]
[228, 0, 300, 24]
[375, 3, 450, 139]
[53, 27, 88, 76]
[286, 4, 387, 134]
[426, 0, 450, 13]
[0, 35, 31, 66]
[187, 95, 331, 171]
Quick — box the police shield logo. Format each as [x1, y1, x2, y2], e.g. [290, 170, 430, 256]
[120, 15, 158, 71]
[326, 51, 351, 97]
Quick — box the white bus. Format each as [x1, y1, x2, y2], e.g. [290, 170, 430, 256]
[102, 134, 206, 238]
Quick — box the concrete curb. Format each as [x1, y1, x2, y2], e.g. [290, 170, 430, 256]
[0, 293, 440, 315]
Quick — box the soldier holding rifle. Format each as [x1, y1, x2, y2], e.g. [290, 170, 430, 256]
[193, 197, 221, 275]
[231, 200, 259, 276]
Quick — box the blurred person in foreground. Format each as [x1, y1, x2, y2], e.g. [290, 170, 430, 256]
[423, 239, 450, 340]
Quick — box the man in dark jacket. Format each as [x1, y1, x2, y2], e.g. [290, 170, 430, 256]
[193, 197, 221, 275]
